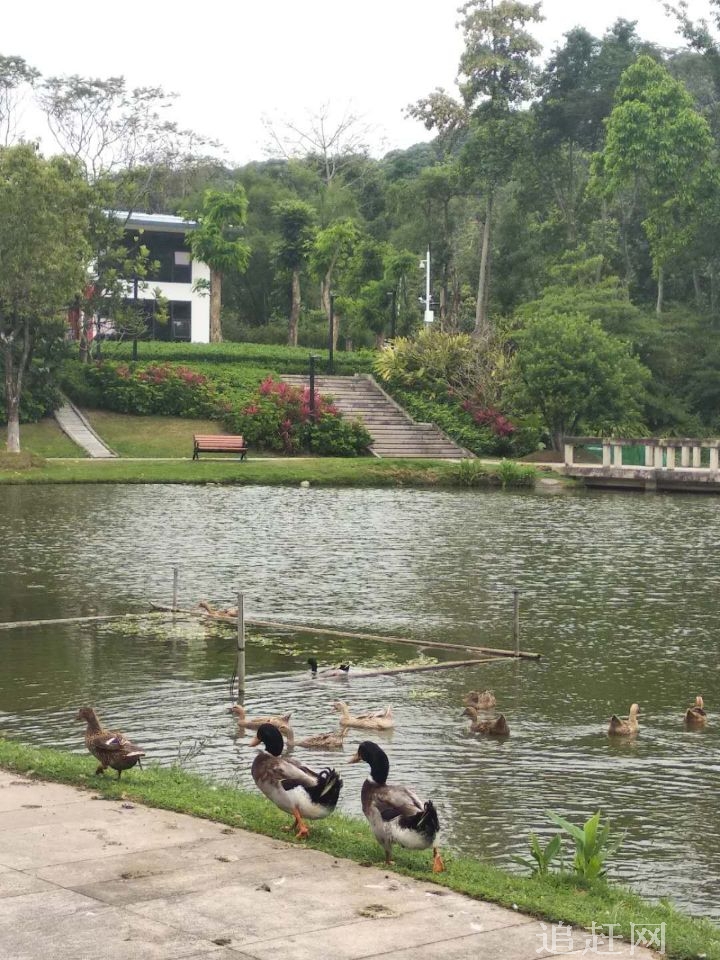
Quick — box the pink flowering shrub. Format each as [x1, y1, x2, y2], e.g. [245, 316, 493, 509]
[65, 361, 220, 417]
[226, 376, 370, 455]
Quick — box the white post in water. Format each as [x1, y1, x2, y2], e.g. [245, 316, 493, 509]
[236, 591, 246, 698]
[512, 589, 520, 656]
[172, 566, 179, 614]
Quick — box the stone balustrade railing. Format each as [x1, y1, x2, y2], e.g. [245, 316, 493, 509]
[563, 437, 720, 471]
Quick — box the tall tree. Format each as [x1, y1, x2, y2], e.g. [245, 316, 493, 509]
[597, 55, 716, 313]
[0, 144, 90, 452]
[0, 55, 39, 145]
[410, 0, 543, 339]
[273, 200, 317, 346]
[184, 185, 251, 342]
[311, 218, 361, 347]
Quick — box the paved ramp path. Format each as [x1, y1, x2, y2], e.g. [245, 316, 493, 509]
[54, 401, 116, 458]
[0, 771, 657, 960]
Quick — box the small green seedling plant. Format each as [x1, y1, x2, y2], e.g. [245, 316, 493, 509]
[546, 810, 624, 881]
[512, 832, 563, 877]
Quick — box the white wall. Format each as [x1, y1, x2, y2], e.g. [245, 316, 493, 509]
[125, 258, 211, 343]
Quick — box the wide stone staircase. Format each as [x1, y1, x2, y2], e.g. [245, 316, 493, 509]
[281, 374, 473, 459]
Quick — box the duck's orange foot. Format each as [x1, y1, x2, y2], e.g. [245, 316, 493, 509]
[295, 823, 310, 840]
[432, 848, 446, 873]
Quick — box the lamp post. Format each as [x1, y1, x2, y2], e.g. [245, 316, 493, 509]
[419, 246, 433, 327]
[132, 273, 139, 361]
[328, 294, 335, 374]
[388, 289, 397, 340]
[308, 354, 320, 418]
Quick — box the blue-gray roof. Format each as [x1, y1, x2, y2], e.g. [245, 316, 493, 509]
[111, 211, 198, 234]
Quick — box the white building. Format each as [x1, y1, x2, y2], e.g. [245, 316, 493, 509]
[115, 211, 211, 343]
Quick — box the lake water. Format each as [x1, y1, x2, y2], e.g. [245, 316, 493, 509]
[0, 484, 718, 919]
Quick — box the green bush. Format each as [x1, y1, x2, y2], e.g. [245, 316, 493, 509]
[389, 389, 513, 457]
[0, 369, 63, 423]
[307, 414, 371, 456]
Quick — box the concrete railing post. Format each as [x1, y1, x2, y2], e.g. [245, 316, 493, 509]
[666, 447, 676, 469]
[602, 443, 612, 467]
[710, 448, 719, 473]
[645, 444, 654, 467]
[654, 445, 664, 469]
[681, 446, 690, 467]
[612, 444, 623, 467]
[693, 447, 702, 468]
[564, 442, 574, 467]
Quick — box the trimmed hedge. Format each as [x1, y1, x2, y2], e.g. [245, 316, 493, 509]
[97, 340, 376, 375]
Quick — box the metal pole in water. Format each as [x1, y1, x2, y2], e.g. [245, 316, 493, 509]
[512, 589, 520, 656]
[236, 591, 246, 698]
[172, 566, 179, 614]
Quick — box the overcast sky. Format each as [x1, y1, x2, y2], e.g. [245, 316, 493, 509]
[2, 0, 711, 165]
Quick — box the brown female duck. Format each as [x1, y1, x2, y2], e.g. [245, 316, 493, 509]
[469, 713, 510, 736]
[76, 707, 145, 779]
[229, 704, 292, 733]
[607, 703, 640, 737]
[294, 728, 348, 750]
[462, 690, 496, 710]
[684, 695, 708, 728]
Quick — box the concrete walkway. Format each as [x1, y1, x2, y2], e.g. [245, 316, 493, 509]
[54, 402, 116, 458]
[0, 771, 659, 960]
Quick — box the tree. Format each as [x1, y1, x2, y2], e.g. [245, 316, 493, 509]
[0, 145, 91, 452]
[273, 200, 317, 346]
[311, 218, 361, 348]
[0, 55, 39, 145]
[597, 55, 716, 313]
[510, 312, 649, 450]
[409, 0, 543, 339]
[184, 185, 251, 342]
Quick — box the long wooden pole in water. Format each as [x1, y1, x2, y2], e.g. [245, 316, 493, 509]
[236, 591, 246, 698]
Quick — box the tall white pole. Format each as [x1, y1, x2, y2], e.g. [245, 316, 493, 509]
[424, 246, 433, 326]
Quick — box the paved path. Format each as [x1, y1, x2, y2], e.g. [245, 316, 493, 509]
[0, 771, 659, 960]
[54, 402, 116, 458]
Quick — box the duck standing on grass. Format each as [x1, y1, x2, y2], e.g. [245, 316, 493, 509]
[349, 740, 445, 873]
[250, 723, 343, 838]
[76, 707, 145, 779]
[308, 658, 350, 678]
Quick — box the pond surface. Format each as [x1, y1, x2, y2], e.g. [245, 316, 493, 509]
[0, 484, 719, 920]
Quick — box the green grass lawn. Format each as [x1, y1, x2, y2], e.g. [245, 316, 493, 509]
[14, 418, 86, 458]
[0, 738, 716, 960]
[82, 409, 226, 458]
[0, 454, 541, 488]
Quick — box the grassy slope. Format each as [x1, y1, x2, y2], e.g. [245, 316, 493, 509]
[0, 738, 716, 960]
[83, 410, 226, 458]
[15, 419, 86, 458]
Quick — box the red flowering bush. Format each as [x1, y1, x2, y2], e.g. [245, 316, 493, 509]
[460, 400, 515, 437]
[63, 361, 220, 417]
[226, 376, 370, 455]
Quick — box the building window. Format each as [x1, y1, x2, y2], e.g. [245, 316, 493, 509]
[170, 301, 191, 341]
[174, 251, 192, 284]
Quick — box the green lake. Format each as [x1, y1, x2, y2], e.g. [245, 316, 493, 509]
[0, 484, 718, 919]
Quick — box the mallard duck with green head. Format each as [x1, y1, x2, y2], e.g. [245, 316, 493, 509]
[349, 740, 444, 872]
[250, 723, 343, 838]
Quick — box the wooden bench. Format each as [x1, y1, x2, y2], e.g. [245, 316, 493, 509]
[192, 434, 248, 461]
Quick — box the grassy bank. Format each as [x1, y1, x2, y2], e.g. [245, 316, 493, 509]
[0, 454, 540, 488]
[82, 410, 225, 458]
[12, 418, 86, 458]
[0, 738, 715, 960]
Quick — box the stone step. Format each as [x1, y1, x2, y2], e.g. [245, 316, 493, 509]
[280, 373, 472, 460]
